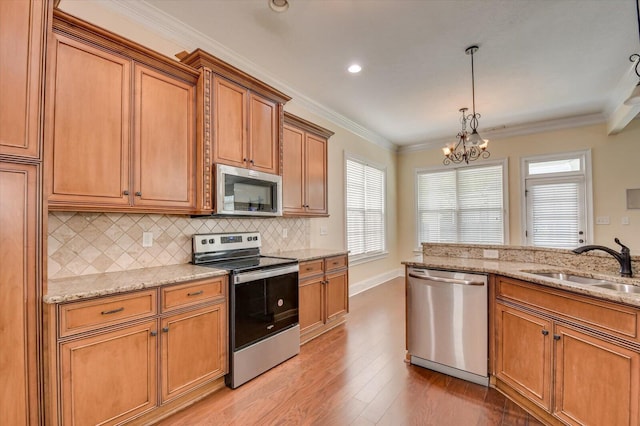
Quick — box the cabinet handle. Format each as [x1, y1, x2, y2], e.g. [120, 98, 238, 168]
[162, 327, 169, 333]
[101, 307, 124, 315]
[541, 330, 549, 336]
[187, 290, 204, 297]
[123, 190, 129, 196]
[150, 330, 157, 337]
[135, 191, 142, 196]
[306, 267, 313, 271]
[553, 334, 561, 341]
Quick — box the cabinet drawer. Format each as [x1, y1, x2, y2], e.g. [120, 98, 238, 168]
[299, 260, 324, 279]
[325, 255, 347, 272]
[497, 276, 640, 343]
[59, 290, 157, 338]
[161, 277, 225, 312]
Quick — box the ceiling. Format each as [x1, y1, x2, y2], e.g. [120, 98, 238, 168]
[70, 0, 640, 148]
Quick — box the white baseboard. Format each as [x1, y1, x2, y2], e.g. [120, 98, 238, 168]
[349, 267, 405, 297]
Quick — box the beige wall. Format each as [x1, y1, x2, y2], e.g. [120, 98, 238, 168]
[285, 103, 400, 285]
[397, 119, 640, 261]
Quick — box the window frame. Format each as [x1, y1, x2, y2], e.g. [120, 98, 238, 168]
[414, 158, 509, 250]
[520, 149, 593, 247]
[344, 152, 388, 265]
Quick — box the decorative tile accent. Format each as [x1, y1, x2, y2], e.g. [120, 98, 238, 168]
[48, 212, 310, 279]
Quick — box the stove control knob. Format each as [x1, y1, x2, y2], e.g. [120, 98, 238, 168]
[200, 239, 207, 245]
[209, 238, 215, 244]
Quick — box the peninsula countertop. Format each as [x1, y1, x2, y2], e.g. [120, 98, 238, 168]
[403, 255, 640, 308]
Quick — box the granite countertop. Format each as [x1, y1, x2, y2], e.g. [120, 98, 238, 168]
[403, 255, 640, 308]
[45, 264, 228, 304]
[266, 248, 349, 262]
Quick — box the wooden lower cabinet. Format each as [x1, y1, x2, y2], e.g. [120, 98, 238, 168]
[60, 321, 158, 426]
[299, 255, 348, 343]
[161, 303, 227, 402]
[553, 325, 640, 426]
[494, 276, 640, 426]
[48, 276, 228, 425]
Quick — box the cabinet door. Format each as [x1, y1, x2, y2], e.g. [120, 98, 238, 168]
[0, 162, 39, 425]
[248, 92, 278, 174]
[213, 76, 247, 168]
[325, 270, 349, 321]
[282, 124, 305, 213]
[494, 303, 552, 411]
[46, 34, 130, 207]
[299, 277, 324, 333]
[0, 0, 47, 158]
[60, 321, 158, 426]
[305, 133, 327, 215]
[161, 303, 227, 402]
[553, 325, 640, 426]
[133, 65, 195, 209]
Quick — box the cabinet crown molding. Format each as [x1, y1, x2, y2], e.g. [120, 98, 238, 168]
[284, 111, 334, 139]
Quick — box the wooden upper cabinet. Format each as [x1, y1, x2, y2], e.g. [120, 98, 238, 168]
[45, 11, 199, 213]
[0, 0, 48, 159]
[213, 76, 247, 168]
[248, 93, 278, 174]
[46, 33, 131, 207]
[133, 64, 195, 209]
[282, 124, 305, 214]
[282, 112, 333, 217]
[179, 49, 291, 212]
[0, 162, 39, 426]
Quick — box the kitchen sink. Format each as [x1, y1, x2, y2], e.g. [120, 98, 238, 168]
[526, 271, 609, 285]
[593, 283, 640, 294]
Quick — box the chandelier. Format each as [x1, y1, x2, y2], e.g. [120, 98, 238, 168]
[624, 0, 640, 105]
[443, 45, 490, 165]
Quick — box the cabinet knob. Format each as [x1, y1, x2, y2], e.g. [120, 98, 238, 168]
[243, 158, 248, 162]
[135, 191, 142, 196]
[250, 159, 255, 164]
[162, 327, 169, 333]
[150, 330, 157, 337]
[541, 330, 549, 336]
[553, 334, 561, 341]
[123, 190, 129, 196]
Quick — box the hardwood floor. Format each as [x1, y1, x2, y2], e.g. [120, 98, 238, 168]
[158, 277, 543, 425]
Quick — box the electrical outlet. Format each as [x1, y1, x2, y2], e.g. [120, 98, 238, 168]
[596, 216, 610, 225]
[281, 228, 288, 238]
[142, 232, 153, 247]
[320, 226, 328, 236]
[483, 249, 499, 259]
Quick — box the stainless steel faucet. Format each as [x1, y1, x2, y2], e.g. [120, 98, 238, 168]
[572, 238, 632, 278]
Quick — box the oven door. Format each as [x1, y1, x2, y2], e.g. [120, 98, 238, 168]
[231, 264, 299, 351]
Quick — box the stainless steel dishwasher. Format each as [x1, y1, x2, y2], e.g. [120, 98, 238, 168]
[406, 267, 488, 386]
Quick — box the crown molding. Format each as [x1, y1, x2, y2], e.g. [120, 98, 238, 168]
[94, 0, 396, 152]
[398, 112, 606, 154]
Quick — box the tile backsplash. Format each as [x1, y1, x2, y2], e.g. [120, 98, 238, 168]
[48, 212, 310, 279]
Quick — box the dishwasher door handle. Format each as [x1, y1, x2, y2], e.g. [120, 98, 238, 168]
[408, 273, 485, 286]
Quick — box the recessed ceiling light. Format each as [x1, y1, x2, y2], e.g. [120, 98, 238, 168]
[268, 0, 289, 13]
[348, 64, 362, 74]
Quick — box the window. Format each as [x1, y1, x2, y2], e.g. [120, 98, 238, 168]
[416, 161, 507, 246]
[345, 155, 386, 262]
[522, 151, 592, 249]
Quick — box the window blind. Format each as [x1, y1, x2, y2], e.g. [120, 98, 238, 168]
[528, 181, 581, 249]
[346, 158, 385, 258]
[417, 164, 504, 244]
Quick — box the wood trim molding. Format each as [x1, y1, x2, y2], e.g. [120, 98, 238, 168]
[52, 9, 199, 83]
[284, 111, 335, 139]
[181, 49, 291, 104]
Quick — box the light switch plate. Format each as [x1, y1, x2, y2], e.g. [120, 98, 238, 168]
[281, 228, 288, 238]
[595, 216, 610, 225]
[320, 226, 328, 236]
[622, 216, 630, 225]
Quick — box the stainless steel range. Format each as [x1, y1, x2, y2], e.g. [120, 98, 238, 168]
[192, 232, 299, 388]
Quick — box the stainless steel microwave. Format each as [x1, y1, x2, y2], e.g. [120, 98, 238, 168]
[215, 164, 283, 216]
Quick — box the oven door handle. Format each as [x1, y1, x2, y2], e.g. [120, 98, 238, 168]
[234, 264, 299, 284]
